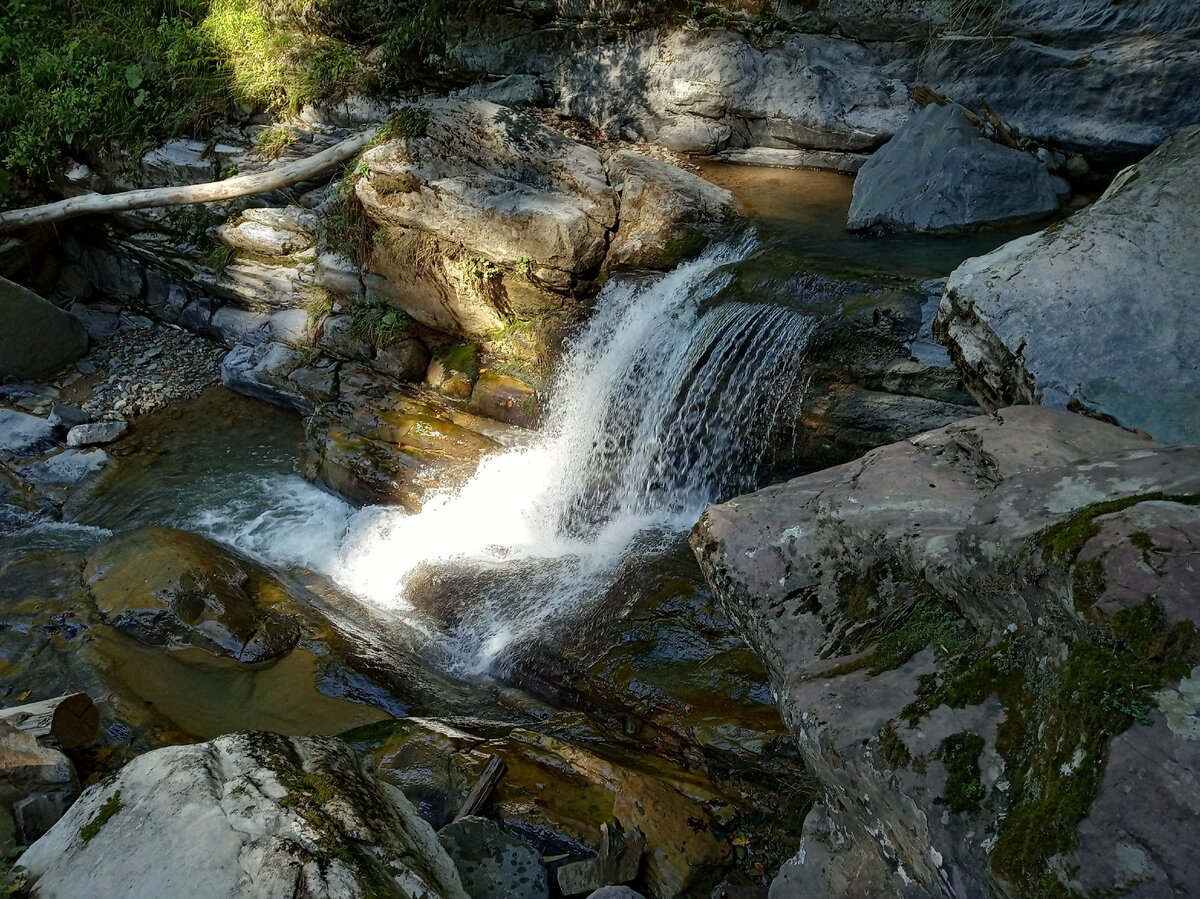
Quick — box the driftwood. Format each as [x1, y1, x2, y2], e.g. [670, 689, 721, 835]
[0, 692, 99, 749]
[455, 755, 506, 820]
[0, 129, 377, 234]
[979, 96, 1021, 148]
[908, 85, 986, 130]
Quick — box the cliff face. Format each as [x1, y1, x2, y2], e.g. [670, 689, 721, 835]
[437, 0, 1200, 164]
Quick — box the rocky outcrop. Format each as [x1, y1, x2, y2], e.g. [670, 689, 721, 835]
[848, 104, 1063, 232]
[691, 406, 1200, 897]
[356, 100, 618, 335]
[605, 150, 738, 269]
[84, 528, 302, 663]
[447, 3, 1200, 165]
[935, 126, 1200, 443]
[301, 368, 519, 509]
[0, 277, 87, 380]
[18, 731, 470, 899]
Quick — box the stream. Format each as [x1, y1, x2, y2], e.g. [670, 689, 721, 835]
[2, 163, 1036, 888]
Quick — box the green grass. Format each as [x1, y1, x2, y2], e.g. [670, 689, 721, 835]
[255, 125, 296, 159]
[349, 298, 412, 348]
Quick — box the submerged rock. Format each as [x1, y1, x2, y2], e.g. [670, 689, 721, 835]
[691, 406, 1200, 897]
[847, 104, 1062, 233]
[936, 125, 1200, 443]
[84, 527, 301, 663]
[18, 731, 470, 899]
[438, 816, 548, 899]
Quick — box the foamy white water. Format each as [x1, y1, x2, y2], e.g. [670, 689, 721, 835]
[197, 241, 815, 673]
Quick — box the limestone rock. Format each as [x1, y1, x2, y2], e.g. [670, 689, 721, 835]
[355, 100, 616, 336]
[0, 410, 57, 455]
[848, 104, 1061, 233]
[221, 341, 314, 415]
[438, 816, 548, 899]
[84, 528, 301, 663]
[65, 420, 127, 447]
[935, 125, 1200, 443]
[215, 206, 317, 257]
[606, 151, 738, 270]
[18, 732, 470, 899]
[375, 337, 431, 382]
[0, 277, 88, 380]
[691, 406, 1200, 897]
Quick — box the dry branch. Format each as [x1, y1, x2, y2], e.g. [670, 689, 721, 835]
[0, 129, 377, 233]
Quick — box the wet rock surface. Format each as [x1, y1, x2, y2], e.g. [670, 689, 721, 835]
[438, 816, 548, 899]
[936, 125, 1200, 444]
[692, 406, 1200, 897]
[84, 527, 302, 663]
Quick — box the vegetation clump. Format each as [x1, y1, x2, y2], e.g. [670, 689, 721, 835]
[349, 298, 412, 348]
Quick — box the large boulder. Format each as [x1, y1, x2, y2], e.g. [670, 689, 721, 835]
[605, 150, 738, 269]
[935, 126, 1200, 443]
[691, 406, 1200, 898]
[0, 277, 88, 380]
[84, 527, 302, 663]
[847, 104, 1062, 232]
[356, 100, 618, 336]
[18, 731, 470, 899]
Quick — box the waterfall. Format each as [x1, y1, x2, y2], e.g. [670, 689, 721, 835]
[197, 239, 816, 673]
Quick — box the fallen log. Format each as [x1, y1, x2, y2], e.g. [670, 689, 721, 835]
[0, 129, 377, 233]
[0, 692, 99, 749]
[454, 754, 506, 820]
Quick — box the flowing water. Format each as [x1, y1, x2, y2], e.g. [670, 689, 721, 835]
[192, 238, 817, 673]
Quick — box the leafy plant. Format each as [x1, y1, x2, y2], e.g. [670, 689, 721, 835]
[349, 298, 412, 347]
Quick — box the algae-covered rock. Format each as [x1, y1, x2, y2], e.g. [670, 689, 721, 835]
[692, 406, 1200, 897]
[84, 527, 301, 663]
[439, 816, 548, 899]
[18, 731, 470, 899]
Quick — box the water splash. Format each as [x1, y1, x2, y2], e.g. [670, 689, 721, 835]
[200, 240, 815, 673]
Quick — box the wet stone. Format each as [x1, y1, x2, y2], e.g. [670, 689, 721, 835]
[438, 816, 549, 899]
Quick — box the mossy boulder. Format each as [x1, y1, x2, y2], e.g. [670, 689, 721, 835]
[18, 732, 469, 898]
[84, 527, 301, 663]
[692, 406, 1200, 897]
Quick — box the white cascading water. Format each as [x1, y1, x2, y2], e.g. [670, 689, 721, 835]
[195, 239, 816, 673]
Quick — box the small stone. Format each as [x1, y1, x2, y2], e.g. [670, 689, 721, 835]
[66, 420, 128, 447]
[48, 405, 90, 430]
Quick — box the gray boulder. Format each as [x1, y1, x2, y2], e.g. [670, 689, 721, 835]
[65, 420, 127, 447]
[606, 150, 738, 270]
[847, 104, 1061, 232]
[18, 732, 470, 899]
[0, 410, 57, 455]
[0, 277, 88, 380]
[691, 406, 1200, 898]
[438, 816, 548, 899]
[935, 125, 1200, 443]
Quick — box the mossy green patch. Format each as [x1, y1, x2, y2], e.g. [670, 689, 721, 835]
[940, 732, 985, 813]
[878, 721, 912, 770]
[827, 597, 970, 677]
[80, 791, 123, 843]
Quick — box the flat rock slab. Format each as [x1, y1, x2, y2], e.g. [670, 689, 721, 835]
[0, 277, 87, 381]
